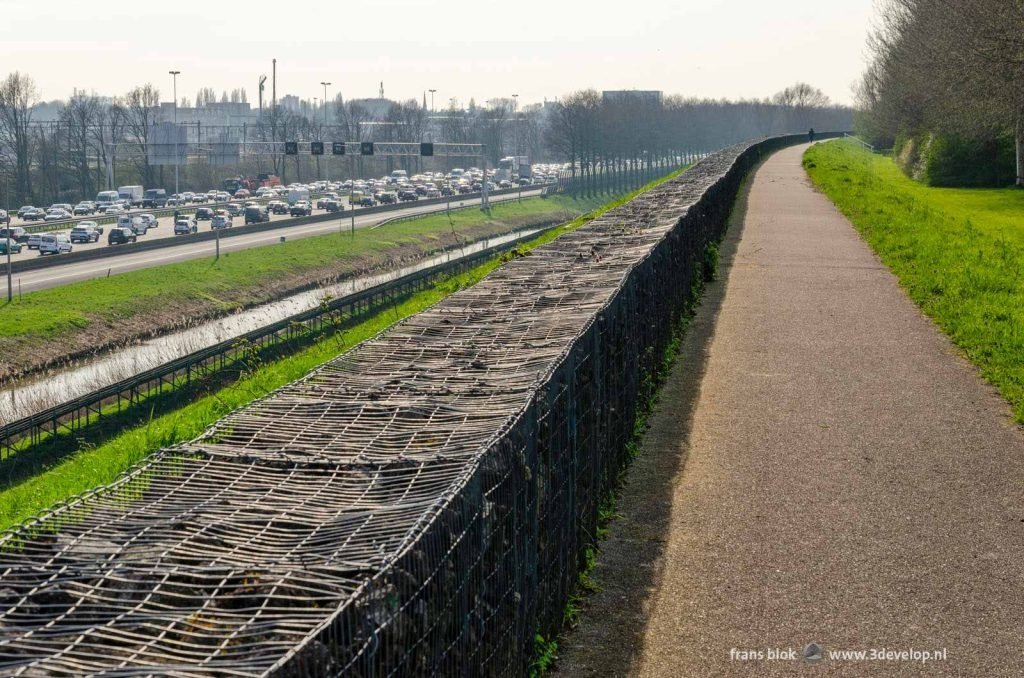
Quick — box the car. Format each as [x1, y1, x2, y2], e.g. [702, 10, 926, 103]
[69, 224, 100, 243]
[108, 226, 137, 245]
[358, 196, 376, 207]
[378, 192, 398, 205]
[225, 203, 244, 217]
[22, 208, 47, 221]
[243, 205, 270, 224]
[0, 227, 29, 243]
[211, 214, 233, 229]
[398, 190, 417, 202]
[73, 202, 96, 215]
[137, 214, 158, 229]
[0, 239, 22, 255]
[426, 188, 441, 198]
[0, 209, 8, 225]
[234, 188, 251, 199]
[323, 199, 342, 213]
[195, 207, 214, 221]
[49, 203, 73, 212]
[104, 205, 126, 216]
[38, 233, 72, 255]
[289, 201, 312, 217]
[118, 215, 147, 236]
[16, 206, 35, 219]
[173, 217, 198, 235]
[44, 209, 72, 222]
[26, 233, 44, 249]
[269, 201, 289, 215]
[76, 219, 103, 235]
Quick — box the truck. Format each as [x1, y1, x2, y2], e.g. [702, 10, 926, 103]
[496, 156, 530, 183]
[224, 174, 281, 194]
[143, 188, 168, 208]
[117, 185, 144, 207]
[287, 187, 311, 205]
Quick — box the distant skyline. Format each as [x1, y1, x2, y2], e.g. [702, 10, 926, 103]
[3, 0, 874, 107]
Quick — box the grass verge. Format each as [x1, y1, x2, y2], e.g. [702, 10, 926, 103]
[0, 195, 607, 383]
[804, 140, 1024, 421]
[0, 169, 686, 533]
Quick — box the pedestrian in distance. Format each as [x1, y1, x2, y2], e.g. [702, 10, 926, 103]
[809, 128, 816, 142]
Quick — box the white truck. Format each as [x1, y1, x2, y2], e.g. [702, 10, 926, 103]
[117, 185, 144, 207]
[287, 187, 311, 205]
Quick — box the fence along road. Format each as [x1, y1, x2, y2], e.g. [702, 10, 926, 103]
[0, 134, 832, 675]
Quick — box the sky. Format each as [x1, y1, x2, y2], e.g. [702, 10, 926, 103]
[1, 0, 875, 108]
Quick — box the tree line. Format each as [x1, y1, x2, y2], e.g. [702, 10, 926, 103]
[857, 0, 1023, 186]
[0, 71, 850, 207]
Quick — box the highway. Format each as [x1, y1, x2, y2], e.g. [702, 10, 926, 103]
[9, 189, 543, 294]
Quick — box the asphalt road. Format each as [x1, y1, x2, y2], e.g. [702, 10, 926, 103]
[7, 189, 541, 294]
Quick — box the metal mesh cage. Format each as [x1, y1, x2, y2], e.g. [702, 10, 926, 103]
[0, 136, 815, 676]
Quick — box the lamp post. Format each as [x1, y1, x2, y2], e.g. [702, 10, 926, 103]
[512, 94, 519, 156]
[169, 70, 180, 198]
[320, 81, 331, 180]
[428, 89, 436, 112]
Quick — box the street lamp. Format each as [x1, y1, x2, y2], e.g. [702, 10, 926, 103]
[320, 81, 331, 181]
[320, 81, 331, 125]
[428, 89, 436, 112]
[169, 70, 180, 198]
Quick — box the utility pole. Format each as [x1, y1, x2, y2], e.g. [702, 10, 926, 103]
[169, 70, 180, 198]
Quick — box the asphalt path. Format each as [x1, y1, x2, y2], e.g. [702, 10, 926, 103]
[557, 144, 1024, 676]
[7, 189, 541, 294]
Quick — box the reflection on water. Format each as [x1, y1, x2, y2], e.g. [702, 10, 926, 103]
[1, 227, 545, 426]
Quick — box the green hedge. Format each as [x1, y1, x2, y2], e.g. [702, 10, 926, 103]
[895, 132, 1016, 188]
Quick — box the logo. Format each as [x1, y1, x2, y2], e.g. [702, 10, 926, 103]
[803, 642, 823, 662]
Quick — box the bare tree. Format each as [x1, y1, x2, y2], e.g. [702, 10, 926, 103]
[60, 92, 103, 197]
[0, 72, 38, 203]
[121, 84, 161, 186]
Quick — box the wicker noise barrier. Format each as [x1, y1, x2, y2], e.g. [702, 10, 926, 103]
[0, 135, 824, 676]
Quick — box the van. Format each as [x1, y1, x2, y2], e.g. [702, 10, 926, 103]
[287, 188, 310, 205]
[38, 233, 72, 255]
[143, 188, 167, 208]
[95, 190, 120, 211]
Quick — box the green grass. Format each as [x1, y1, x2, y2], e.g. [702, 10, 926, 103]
[0, 195, 602, 343]
[804, 140, 1024, 421]
[0, 170, 686, 533]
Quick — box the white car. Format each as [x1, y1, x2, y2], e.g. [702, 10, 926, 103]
[137, 214, 158, 229]
[43, 209, 71, 221]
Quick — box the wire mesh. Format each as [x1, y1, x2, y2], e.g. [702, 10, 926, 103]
[0, 135, 819, 676]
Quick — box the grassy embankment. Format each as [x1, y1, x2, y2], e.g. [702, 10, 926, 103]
[0, 170, 685, 532]
[804, 140, 1024, 421]
[0, 195, 602, 382]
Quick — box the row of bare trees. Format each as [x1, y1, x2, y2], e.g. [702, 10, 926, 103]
[0, 71, 851, 207]
[0, 72, 164, 205]
[858, 0, 1024, 184]
[544, 85, 850, 182]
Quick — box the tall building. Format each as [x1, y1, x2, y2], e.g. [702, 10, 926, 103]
[601, 90, 663, 107]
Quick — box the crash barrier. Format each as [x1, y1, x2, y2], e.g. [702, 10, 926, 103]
[0, 134, 841, 675]
[0, 224, 560, 455]
[3, 186, 544, 275]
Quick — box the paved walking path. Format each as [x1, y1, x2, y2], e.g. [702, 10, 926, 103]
[556, 144, 1024, 676]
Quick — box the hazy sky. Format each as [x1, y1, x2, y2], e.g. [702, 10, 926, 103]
[2, 0, 874, 107]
